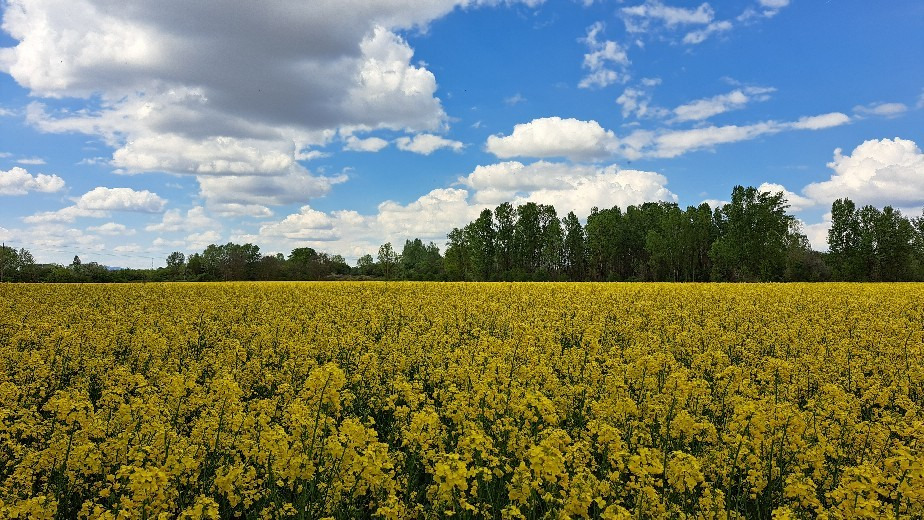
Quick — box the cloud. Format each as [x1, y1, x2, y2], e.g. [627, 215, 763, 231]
[16, 157, 46, 165]
[621, 1, 714, 32]
[802, 137, 924, 207]
[578, 22, 630, 89]
[671, 86, 774, 122]
[344, 135, 390, 152]
[460, 160, 676, 217]
[146, 206, 219, 233]
[23, 186, 166, 223]
[2, 0, 550, 206]
[756, 182, 815, 212]
[208, 203, 274, 218]
[395, 133, 464, 155]
[76, 187, 166, 212]
[258, 205, 336, 240]
[486, 117, 617, 161]
[504, 93, 526, 105]
[88, 222, 136, 236]
[617, 112, 850, 159]
[197, 170, 348, 208]
[0, 166, 65, 195]
[757, 0, 790, 17]
[186, 230, 223, 251]
[789, 112, 851, 130]
[853, 102, 909, 118]
[682, 20, 732, 44]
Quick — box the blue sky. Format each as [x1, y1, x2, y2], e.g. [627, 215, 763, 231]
[1, 0, 922, 268]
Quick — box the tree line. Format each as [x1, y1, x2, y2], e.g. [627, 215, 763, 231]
[3, 186, 924, 283]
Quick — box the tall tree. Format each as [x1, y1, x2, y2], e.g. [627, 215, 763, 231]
[562, 211, 587, 281]
[494, 202, 516, 278]
[377, 242, 398, 280]
[710, 186, 794, 281]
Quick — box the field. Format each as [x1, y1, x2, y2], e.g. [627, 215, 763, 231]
[1, 282, 923, 519]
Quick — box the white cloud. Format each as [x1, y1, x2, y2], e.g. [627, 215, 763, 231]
[578, 22, 630, 89]
[802, 137, 924, 207]
[344, 135, 390, 152]
[486, 117, 617, 161]
[504, 93, 526, 105]
[23, 206, 108, 224]
[258, 205, 336, 240]
[16, 157, 46, 165]
[3, 0, 550, 207]
[76, 187, 166, 212]
[395, 133, 464, 155]
[801, 214, 831, 252]
[460, 160, 676, 217]
[146, 206, 219, 233]
[23, 186, 166, 223]
[88, 222, 136, 236]
[621, 1, 714, 32]
[186, 230, 223, 250]
[197, 170, 348, 208]
[757, 0, 790, 17]
[0, 166, 65, 195]
[853, 102, 909, 118]
[756, 182, 815, 212]
[789, 112, 851, 130]
[208, 203, 274, 218]
[682, 20, 732, 44]
[618, 112, 850, 159]
[672, 87, 774, 122]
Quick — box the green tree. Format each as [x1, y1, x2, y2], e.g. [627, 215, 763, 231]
[377, 242, 398, 280]
[710, 186, 794, 281]
[562, 211, 586, 281]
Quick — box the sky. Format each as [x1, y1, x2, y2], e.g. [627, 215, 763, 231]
[1, 0, 922, 268]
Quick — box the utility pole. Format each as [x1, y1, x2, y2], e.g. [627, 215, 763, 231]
[1, 241, 4, 283]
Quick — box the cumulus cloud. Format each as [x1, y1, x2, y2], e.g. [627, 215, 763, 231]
[88, 222, 136, 236]
[24, 186, 166, 223]
[802, 137, 924, 207]
[3, 0, 550, 206]
[486, 117, 617, 161]
[578, 22, 630, 89]
[197, 170, 348, 209]
[258, 206, 336, 240]
[344, 136, 390, 153]
[460, 160, 676, 217]
[186, 230, 223, 251]
[0, 166, 65, 195]
[395, 133, 464, 155]
[672, 86, 774, 122]
[853, 102, 909, 118]
[756, 182, 816, 212]
[77, 187, 166, 212]
[146, 206, 220, 233]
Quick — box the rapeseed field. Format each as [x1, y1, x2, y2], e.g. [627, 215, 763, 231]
[0, 283, 922, 519]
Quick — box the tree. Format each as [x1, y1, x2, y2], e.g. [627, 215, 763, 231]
[377, 242, 398, 280]
[494, 202, 515, 278]
[827, 198, 861, 280]
[562, 211, 586, 281]
[710, 186, 794, 281]
[356, 254, 377, 276]
[466, 209, 496, 281]
[166, 252, 186, 280]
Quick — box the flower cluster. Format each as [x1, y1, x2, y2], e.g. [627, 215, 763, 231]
[1, 282, 922, 518]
